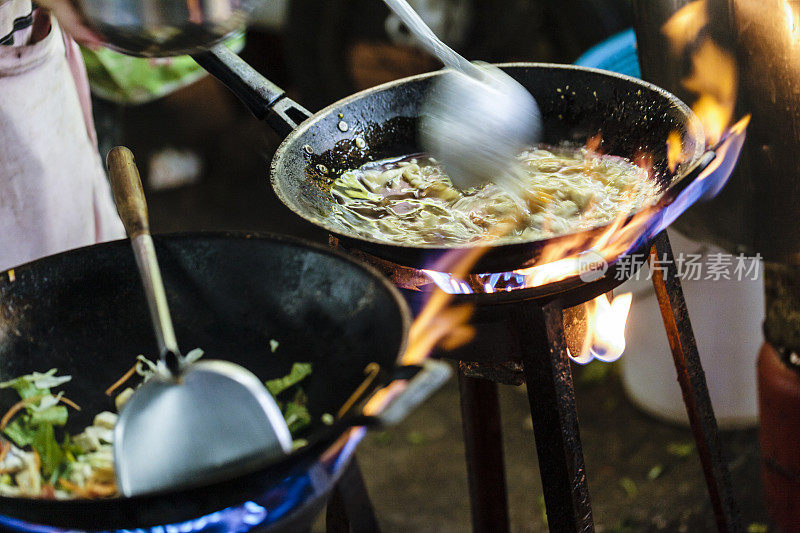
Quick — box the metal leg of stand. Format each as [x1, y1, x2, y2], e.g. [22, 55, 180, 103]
[459, 373, 510, 532]
[326, 486, 349, 533]
[326, 458, 381, 533]
[650, 231, 742, 533]
[518, 300, 594, 533]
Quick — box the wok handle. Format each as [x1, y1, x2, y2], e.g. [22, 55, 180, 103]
[302, 360, 451, 450]
[191, 44, 312, 138]
[106, 147, 181, 368]
[371, 359, 453, 427]
[107, 146, 149, 239]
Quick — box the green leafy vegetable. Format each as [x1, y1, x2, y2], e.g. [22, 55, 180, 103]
[29, 406, 68, 427]
[282, 389, 312, 434]
[0, 370, 82, 496]
[0, 369, 71, 399]
[3, 418, 35, 448]
[0, 354, 316, 500]
[264, 363, 314, 436]
[32, 424, 64, 478]
[266, 363, 313, 397]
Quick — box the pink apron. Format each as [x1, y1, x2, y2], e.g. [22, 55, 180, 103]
[0, 1, 123, 272]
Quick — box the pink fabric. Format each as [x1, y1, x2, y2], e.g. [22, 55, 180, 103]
[61, 27, 98, 146]
[0, 16, 124, 271]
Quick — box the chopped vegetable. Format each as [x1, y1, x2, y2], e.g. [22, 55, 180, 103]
[265, 363, 314, 436]
[0, 350, 315, 500]
[3, 420, 35, 448]
[0, 370, 85, 498]
[33, 424, 63, 478]
[265, 363, 313, 397]
[0, 369, 71, 400]
[114, 388, 134, 410]
[283, 397, 312, 434]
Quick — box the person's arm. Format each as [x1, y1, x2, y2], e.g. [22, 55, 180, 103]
[34, 0, 102, 46]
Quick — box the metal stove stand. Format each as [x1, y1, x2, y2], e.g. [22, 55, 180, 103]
[455, 231, 741, 532]
[324, 231, 741, 533]
[325, 459, 381, 533]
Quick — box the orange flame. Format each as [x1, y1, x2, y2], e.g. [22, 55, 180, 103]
[662, 0, 708, 55]
[509, 195, 656, 290]
[785, 1, 800, 43]
[571, 293, 634, 364]
[728, 114, 751, 136]
[683, 40, 738, 146]
[662, 0, 739, 147]
[667, 131, 686, 172]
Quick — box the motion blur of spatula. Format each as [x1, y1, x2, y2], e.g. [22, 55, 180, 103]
[382, 0, 542, 190]
[106, 146, 293, 497]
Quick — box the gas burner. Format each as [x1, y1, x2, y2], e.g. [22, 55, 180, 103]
[333, 231, 740, 532]
[331, 236, 644, 306]
[333, 236, 648, 372]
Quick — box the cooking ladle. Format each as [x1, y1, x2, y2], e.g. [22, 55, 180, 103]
[382, 0, 542, 189]
[106, 147, 293, 497]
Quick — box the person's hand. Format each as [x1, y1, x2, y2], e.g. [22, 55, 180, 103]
[34, 0, 103, 47]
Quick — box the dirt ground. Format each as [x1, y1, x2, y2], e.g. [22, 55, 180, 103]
[114, 58, 771, 533]
[346, 366, 767, 532]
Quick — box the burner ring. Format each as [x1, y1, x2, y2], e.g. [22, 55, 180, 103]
[331, 236, 651, 310]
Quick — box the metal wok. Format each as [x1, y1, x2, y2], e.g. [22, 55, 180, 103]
[192, 46, 729, 274]
[75, 0, 257, 57]
[0, 232, 430, 531]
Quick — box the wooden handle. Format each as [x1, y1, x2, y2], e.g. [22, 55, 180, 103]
[107, 146, 149, 239]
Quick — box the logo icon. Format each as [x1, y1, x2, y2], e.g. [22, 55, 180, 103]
[577, 250, 609, 282]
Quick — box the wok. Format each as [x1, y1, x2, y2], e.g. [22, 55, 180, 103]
[0, 232, 434, 531]
[75, 0, 257, 57]
[192, 46, 733, 274]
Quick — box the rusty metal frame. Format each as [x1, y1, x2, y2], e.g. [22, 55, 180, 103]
[455, 231, 741, 532]
[326, 459, 381, 533]
[649, 231, 742, 532]
[517, 299, 594, 532]
[459, 373, 511, 531]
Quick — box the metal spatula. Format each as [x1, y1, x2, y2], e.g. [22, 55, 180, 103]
[106, 146, 293, 497]
[382, 0, 542, 190]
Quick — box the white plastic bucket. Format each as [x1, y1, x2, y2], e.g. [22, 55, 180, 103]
[618, 230, 763, 428]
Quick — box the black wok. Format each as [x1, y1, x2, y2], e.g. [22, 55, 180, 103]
[0, 232, 425, 531]
[193, 46, 720, 273]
